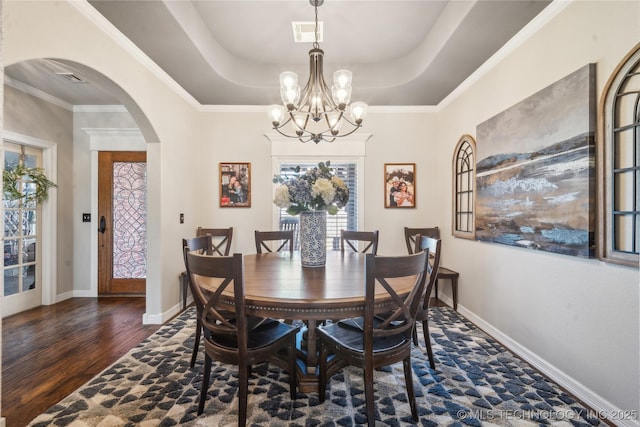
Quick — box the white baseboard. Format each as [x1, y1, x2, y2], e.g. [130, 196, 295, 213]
[71, 290, 96, 298]
[457, 303, 640, 427]
[143, 301, 186, 325]
[48, 290, 95, 303]
[0, 416, 6, 427]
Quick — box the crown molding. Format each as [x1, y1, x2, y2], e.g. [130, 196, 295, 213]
[201, 105, 436, 114]
[5, 75, 73, 111]
[74, 105, 128, 113]
[69, 0, 201, 110]
[438, 0, 571, 110]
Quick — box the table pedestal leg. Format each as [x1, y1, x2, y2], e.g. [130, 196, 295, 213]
[296, 320, 323, 393]
[305, 319, 318, 374]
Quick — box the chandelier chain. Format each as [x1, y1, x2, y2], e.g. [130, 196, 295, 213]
[313, 2, 319, 50]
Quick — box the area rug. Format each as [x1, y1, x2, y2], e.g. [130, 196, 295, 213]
[28, 307, 603, 426]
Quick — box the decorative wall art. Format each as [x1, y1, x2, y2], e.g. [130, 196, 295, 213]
[475, 64, 596, 257]
[219, 162, 251, 207]
[384, 163, 416, 208]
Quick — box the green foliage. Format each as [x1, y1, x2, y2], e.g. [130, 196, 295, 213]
[3, 164, 57, 205]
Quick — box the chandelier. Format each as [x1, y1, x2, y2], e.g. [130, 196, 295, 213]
[268, 0, 367, 144]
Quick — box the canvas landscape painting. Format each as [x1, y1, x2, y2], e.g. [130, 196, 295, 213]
[475, 64, 596, 257]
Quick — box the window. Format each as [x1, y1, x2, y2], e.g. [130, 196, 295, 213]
[278, 162, 358, 251]
[452, 134, 476, 239]
[599, 43, 640, 266]
[3, 142, 41, 298]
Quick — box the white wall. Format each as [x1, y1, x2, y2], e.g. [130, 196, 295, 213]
[437, 0, 639, 418]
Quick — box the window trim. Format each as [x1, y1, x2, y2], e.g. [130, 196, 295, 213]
[597, 42, 640, 267]
[452, 134, 476, 239]
[267, 133, 369, 235]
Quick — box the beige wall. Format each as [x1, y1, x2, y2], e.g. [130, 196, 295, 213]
[437, 0, 639, 416]
[1, 0, 638, 422]
[3, 0, 202, 321]
[196, 110, 440, 255]
[4, 86, 74, 296]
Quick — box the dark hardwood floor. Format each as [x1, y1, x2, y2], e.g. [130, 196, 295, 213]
[2, 297, 161, 427]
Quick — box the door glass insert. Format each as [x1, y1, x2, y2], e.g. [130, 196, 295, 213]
[112, 161, 147, 279]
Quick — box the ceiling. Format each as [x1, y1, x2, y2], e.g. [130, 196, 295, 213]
[5, 0, 552, 108]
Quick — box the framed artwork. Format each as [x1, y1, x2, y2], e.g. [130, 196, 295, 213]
[219, 162, 251, 207]
[475, 64, 596, 257]
[384, 163, 416, 208]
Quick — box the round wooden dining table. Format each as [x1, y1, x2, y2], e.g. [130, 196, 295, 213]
[214, 250, 417, 392]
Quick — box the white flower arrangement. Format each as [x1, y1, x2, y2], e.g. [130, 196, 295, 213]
[272, 161, 349, 215]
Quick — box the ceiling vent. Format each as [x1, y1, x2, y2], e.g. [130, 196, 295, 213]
[292, 21, 323, 43]
[55, 72, 87, 83]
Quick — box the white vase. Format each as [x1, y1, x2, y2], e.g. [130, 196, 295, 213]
[299, 210, 326, 267]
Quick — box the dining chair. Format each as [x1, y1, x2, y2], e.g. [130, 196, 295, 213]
[196, 227, 233, 256]
[184, 251, 299, 423]
[182, 236, 212, 368]
[317, 251, 430, 426]
[179, 227, 232, 311]
[340, 229, 379, 254]
[254, 230, 294, 253]
[404, 226, 460, 310]
[280, 217, 300, 250]
[413, 234, 441, 368]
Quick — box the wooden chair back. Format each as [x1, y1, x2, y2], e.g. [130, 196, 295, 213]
[185, 252, 247, 343]
[364, 251, 430, 345]
[184, 251, 299, 421]
[340, 230, 379, 254]
[255, 230, 294, 253]
[317, 250, 430, 425]
[182, 236, 214, 367]
[280, 217, 300, 250]
[183, 236, 212, 297]
[404, 226, 440, 254]
[413, 234, 442, 368]
[196, 227, 233, 256]
[415, 234, 442, 279]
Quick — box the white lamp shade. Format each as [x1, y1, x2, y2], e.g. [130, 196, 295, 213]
[327, 112, 342, 134]
[294, 114, 306, 129]
[331, 85, 352, 106]
[333, 69, 352, 88]
[350, 101, 367, 123]
[292, 114, 306, 135]
[279, 71, 298, 88]
[268, 105, 285, 124]
[280, 85, 300, 106]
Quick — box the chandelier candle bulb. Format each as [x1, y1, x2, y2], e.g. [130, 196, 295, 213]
[350, 102, 367, 124]
[268, 105, 285, 126]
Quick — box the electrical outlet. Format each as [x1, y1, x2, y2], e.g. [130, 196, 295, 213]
[82, 213, 91, 222]
[180, 213, 184, 224]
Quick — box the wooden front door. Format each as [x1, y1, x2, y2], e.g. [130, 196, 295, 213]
[98, 151, 147, 295]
